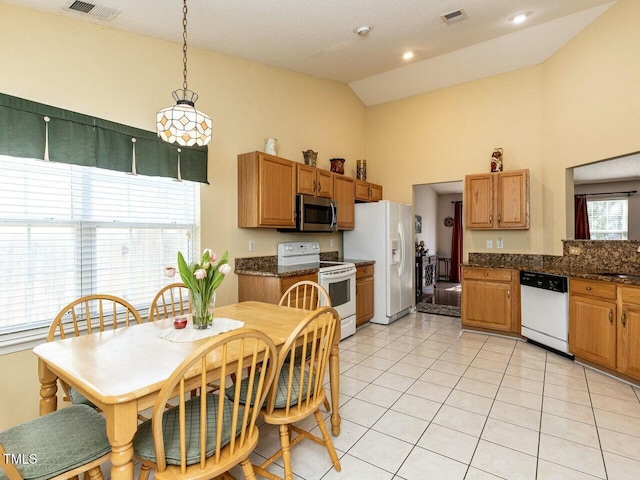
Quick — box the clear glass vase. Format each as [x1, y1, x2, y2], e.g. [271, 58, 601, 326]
[190, 290, 215, 329]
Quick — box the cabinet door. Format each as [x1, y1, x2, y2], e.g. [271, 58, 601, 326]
[297, 164, 317, 196]
[316, 169, 333, 198]
[333, 175, 355, 230]
[356, 275, 374, 327]
[496, 170, 529, 229]
[355, 180, 371, 201]
[618, 303, 640, 379]
[569, 295, 617, 369]
[370, 184, 383, 202]
[465, 174, 494, 229]
[462, 278, 512, 331]
[259, 155, 296, 227]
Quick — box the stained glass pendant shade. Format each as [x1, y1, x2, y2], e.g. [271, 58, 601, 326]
[156, 0, 212, 146]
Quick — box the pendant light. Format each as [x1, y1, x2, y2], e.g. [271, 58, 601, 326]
[156, 0, 212, 146]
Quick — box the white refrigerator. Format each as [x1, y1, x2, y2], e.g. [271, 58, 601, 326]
[344, 201, 413, 325]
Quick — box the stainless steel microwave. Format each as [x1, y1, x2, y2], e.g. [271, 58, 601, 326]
[289, 194, 338, 232]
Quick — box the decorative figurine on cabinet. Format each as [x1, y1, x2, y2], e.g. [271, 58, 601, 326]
[491, 148, 503, 172]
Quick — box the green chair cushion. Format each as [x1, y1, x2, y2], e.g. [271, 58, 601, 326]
[284, 344, 312, 366]
[0, 405, 110, 480]
[133, 393, 245, 466]
[68, 386, 97, 409]
[226, 366, 315, 409]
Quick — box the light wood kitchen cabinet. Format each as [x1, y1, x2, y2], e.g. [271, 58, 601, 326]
[238, 151, 296, 228]
[333, 175, 355, 230]
[461, 267, 520, 334]
[465, 169, 529, 230]
[617, 286, 640, 379]
[355, 180, 383, 202]
[237, 272, 318, 304]
[297, 164, 333, 198]
[569, 278, 617, 369]
[356, 264, 374, 327]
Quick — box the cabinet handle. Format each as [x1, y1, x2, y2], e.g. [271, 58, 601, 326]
[507, 289, 510, 299]
[609, 309, 613, 324]
[313, 180, 317, 192]
[489, 214, 493, 224]
[622, 311, 627, 327]
[319, 181, 322, 192]
[586, 286, 592, 291]
[498, 214, 501, 223]
[483, 273, 488, 277]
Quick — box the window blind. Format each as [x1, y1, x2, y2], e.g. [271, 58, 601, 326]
[0, 155, 199, 342]
[587, 198, 628, 240]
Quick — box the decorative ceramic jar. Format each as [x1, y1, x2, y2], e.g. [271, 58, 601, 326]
[302, 149, 318, 166]
[356, 159, 367, 180]
[491, 148, 503, 172]
[264, 138, 278, 155]
[330, 158, 345, 175]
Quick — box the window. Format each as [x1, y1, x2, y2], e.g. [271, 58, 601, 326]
[587, 197, 628, 240]
[0, 155, 199, 346]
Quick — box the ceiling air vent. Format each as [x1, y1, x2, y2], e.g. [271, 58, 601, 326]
[67, 1, 121, 21]
[441, 9, 468, 25]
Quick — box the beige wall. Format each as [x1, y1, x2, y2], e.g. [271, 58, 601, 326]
[0, 3, 365, 429]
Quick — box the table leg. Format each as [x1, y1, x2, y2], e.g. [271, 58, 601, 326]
[38, 359, 58, 415]
[329, 342, 341, 436]
[104, 403, 139, 480]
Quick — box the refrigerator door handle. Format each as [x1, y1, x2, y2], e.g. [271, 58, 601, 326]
[398, 222, 405, 278]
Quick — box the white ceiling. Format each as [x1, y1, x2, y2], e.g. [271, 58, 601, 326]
[574, 154, 640, 185]
[3, 0, 616, 105]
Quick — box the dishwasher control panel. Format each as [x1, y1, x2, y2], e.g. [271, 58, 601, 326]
[520, 271, 568, 293]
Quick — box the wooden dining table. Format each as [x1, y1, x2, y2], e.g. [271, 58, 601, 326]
[32, 301, 342, 480]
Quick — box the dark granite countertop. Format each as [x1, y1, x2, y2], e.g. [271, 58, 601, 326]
[234, 253, 374, 278]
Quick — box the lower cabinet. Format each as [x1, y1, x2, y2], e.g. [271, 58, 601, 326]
[237, 273, 318, 304]
[569, 279, 640, 381]
[461, 267, 520, 334]
[356, 265, 374, 327]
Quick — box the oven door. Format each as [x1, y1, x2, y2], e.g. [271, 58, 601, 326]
[318, 267, 356, 340]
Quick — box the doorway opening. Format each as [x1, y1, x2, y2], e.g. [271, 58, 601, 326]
[413, 180, 463, 311]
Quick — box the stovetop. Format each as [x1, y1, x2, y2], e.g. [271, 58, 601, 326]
[277, 242, 355, 272]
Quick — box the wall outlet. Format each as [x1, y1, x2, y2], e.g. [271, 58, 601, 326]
[497, 237, 504, 249]
[569, 246, 581, 255]
[486, 240, 493, 249]
[330, 239, 335, 248]
[249, 240, 255, 252]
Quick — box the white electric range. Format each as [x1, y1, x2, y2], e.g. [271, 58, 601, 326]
[277, 241, 356, 340]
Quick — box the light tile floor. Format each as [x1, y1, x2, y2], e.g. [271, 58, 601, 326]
[240, 311, 640, 480]
[113, 311, 640, 479]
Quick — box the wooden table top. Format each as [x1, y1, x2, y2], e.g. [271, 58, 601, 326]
[33, 301, 311, 406]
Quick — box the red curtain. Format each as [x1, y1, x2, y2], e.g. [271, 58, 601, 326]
[575, 195, 591, 239]
[449, 202, 463, 283]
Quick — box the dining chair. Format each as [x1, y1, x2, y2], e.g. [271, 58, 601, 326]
[47, 294, 143, 407]
[148, 283, 190, 322]
[0, 404, 110, 480]
[133, 328, 278, 480]
[229, 307, 341, 480]
[278, 280, 330, 310]
[279, 280, 333, 413]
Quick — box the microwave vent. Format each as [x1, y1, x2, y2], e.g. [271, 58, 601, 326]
[67, 1, 121, 21]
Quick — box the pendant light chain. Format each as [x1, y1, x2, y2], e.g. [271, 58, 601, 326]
[182, 0, 188, 93]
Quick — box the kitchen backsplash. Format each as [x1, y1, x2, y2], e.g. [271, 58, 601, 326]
[468, 240, 640, 275]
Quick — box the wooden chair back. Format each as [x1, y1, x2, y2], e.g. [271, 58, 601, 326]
[266, 307, 338, 416]
[279, 280, 331, 310]
[149, 329, 278, 477]
[148, 283, 190, 321]
[47, 294, 142, 341]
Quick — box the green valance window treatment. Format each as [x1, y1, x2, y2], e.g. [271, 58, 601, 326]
[0, 92, 208, 183]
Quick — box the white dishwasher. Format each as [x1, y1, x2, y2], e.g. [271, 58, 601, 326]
[520, 271, 573, 358]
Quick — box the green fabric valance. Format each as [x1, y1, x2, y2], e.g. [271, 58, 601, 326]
[0, 92, 208, 183]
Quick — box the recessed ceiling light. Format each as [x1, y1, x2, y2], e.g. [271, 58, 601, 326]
[511, 12, 531, 24]
[353, 25, 373, 36]
[402, 51, 414, 60]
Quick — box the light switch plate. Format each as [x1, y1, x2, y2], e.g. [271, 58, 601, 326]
[497, 237, 503, 249]
[569, 246, 581, 255]
[486, 240, 493, 249]
[249, 240, 255, 252]
[330, 239, 335, 248]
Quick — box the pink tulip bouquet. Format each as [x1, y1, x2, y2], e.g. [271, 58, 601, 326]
[176, 249, 231, 329]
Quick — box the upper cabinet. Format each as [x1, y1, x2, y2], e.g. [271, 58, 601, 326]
[297, 164, 333, 198]
[333, 175, 355, 230]
[355, 180, 383, 203]
[465, 169, 529, 230]
[238, 151, 296, 228]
